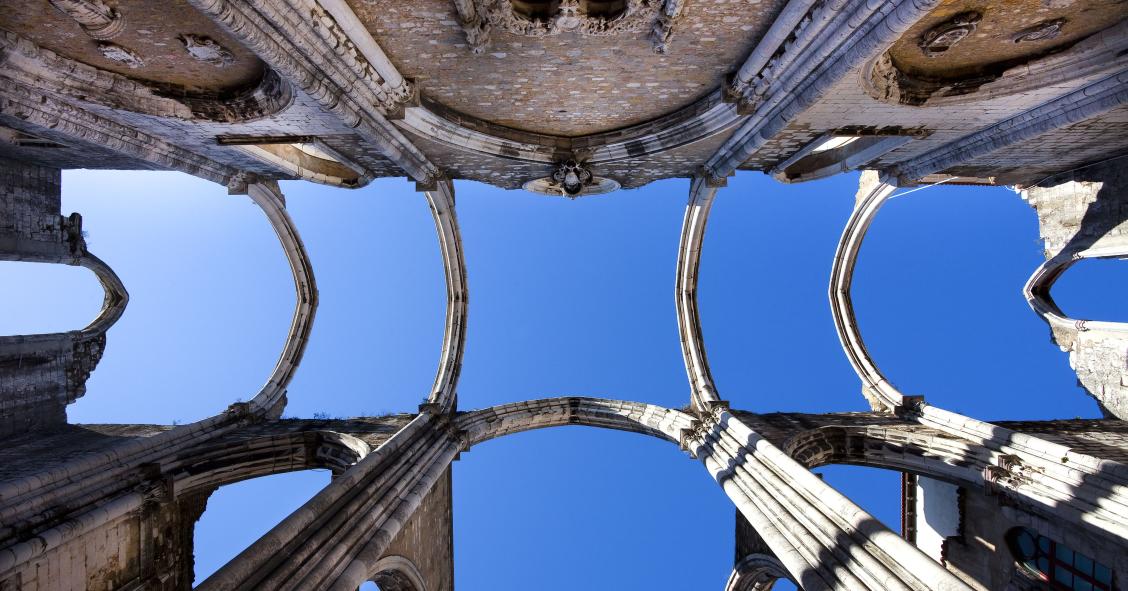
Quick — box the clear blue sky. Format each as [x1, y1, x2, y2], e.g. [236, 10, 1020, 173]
[2, 168, 1116, 589]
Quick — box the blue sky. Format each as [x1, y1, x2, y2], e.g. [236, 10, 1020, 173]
[2, 168, 1114, 589]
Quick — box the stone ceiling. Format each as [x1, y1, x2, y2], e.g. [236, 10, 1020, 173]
[350, 0, 787, 137]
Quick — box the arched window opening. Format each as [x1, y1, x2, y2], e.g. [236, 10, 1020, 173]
[1007, 527, 1113, 590]
[359, 582, 382, 591]
[512, 0, 559, 20]
[0, 262, 106, 335]
[1050, 258, 1128, 323]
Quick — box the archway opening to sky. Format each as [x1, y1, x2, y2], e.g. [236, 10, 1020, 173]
[848, 182, 1105, 420]
[192, 470, 332, 586]
[1051, 257, 1128, 323]
[0, 262, 105, 335]
[454, 177, 689, 411]
[454, 427, 733, 589]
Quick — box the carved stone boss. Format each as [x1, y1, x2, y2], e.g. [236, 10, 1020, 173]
[48, 0, 125, 40]
[453, 0, 686, 54]
[918, 11, 980, 58]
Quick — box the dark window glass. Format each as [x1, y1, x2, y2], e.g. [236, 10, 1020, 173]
[1095, 564, 1112, 584]
[1006, 528, 1114, 591]
[1056, 544, 1074, 565]
[1075, 554, 1093, 576]
[1017, 531, 1036, 556]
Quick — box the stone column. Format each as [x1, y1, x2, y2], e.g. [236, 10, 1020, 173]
[684, 407, 972, 591]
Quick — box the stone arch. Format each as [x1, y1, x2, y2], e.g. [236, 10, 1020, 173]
[782, 425, 980, 486]
[396, 91, 741, 167]
[1024, 248, 1128, 419]
[171, 429, 371, 497]
[455, 397, 694, 448]
[0, 254, 128, 339]
[369, 555, 427, 591]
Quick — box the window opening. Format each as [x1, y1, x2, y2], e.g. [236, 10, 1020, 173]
[1008, 527, 1113, 590]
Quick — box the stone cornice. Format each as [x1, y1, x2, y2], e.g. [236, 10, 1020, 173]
[0, 82, 240, 184]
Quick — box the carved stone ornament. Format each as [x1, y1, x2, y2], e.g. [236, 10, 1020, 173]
[1013, 18, 1066, 44]
[97, 42, 144, 68]
[523, 160, 620, 197]
[180, 34, 236, 67]
[553, 159, 593, 195]
[455, 0, 683, 54]
[918, 11, 981, 58]
[48, 0, 125, 40]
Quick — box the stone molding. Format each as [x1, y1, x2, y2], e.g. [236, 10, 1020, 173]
[0, 181, 316, 578]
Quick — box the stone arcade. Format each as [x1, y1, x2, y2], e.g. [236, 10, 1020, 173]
[2, 0, 1128, 589]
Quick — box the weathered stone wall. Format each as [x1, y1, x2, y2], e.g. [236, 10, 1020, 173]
[374, 466, 454, 591]
[1, 512, 141, 591]
[0, 158, 66, 258]
[0, 333, 99, 438]
[1022, 159, 1128, 259]
[0, 493, 206, 591]
[939, 484, 1128, 591]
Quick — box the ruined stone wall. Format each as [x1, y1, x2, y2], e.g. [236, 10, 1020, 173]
[0, 158, 66, 258]
[1022, 159, 1128, 419]
[0, 158, 91, 437]
[0, 334, 89, 437]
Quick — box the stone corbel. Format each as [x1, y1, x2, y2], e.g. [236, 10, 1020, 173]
[698, 165, 731, 188]
[225, 171, 261, 195]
